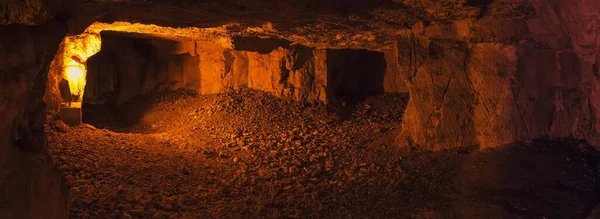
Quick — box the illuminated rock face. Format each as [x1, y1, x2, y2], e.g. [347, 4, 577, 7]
[399, 39, 516, 150]
[397, 0, 600, 150]
[44, 33, 101, 107]
[245, 47, 329, 102]
[57, 31, 391, 106]
[400, 40, 600, 150]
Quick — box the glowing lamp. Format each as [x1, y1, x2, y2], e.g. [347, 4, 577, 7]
[59, 65, 85, 126]
[65, 65, 86, 101]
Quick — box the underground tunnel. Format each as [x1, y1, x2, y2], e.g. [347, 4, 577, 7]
[2, 0, 600, 218]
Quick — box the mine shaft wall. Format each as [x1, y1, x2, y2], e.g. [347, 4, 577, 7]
[0, 22, 69, 218]
[397, 0, 600, 150]
[400, 37, 600, 150]
[196, 45, 402, 103]
[398, 3, 600, 150]
[193, 43, 397, 103]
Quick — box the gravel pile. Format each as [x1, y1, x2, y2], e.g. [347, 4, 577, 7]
[47, 89, 600, 218]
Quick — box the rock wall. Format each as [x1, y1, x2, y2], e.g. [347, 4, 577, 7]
[0, 21, 69, 218]
[82, 35, 390, 105]
[200, 45, 387, 103]
[197, 41, 228, 95]
[399, 0, 600, 150]
[399, 38, 477, 150]
[82, 36, 333, 104]
[44, 33, 101, 108]
[44, 39, 66, 109]
[246, 47, 329, 102]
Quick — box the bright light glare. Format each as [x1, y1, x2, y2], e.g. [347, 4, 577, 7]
[66, 65, 86, 100]
[66, 66, 83, 81]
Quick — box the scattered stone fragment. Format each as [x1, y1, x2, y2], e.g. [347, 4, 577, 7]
[46, 89, 599, 218]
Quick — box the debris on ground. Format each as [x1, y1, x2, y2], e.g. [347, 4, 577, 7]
[47, 89, 600, 218]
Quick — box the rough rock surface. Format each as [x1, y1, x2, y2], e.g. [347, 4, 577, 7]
[48, 32, 392, 106]
[397, 0, 600, 149]
[0, 21, 69, 218]
[48, 89, 600, 218]
[34, 0, 598, 149]
[44, 32, 102, 107]
[411, 0, 600, 150]
[2, 0, 600, 217]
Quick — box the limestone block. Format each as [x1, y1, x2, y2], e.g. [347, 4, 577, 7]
[246, 47, 288, 97]
[59, 102, 82, 126]
[181, 54, 201, 90]
[198, 43, 226, 95]
[222, 51, 249, 90]
[399, 37, 600, 150]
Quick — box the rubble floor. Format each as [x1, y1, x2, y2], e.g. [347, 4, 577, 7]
[47, 89, 600, 218]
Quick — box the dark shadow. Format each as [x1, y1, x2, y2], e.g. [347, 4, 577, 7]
[452, 139, 600, 218]
[83, 89, 193, 134]
[92, 0, 394, 29]
[325, 49, 386, 118]
[82, 31, 195, 133]
[84, 51, 120, 105]
[465, 0, 493, 18]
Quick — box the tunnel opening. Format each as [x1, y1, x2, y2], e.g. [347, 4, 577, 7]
[326, 49, 386, 117]
[82, 31, 203, 132]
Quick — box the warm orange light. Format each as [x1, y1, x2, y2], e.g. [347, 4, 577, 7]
[66, 65, 86, 100]
[55, 21, 239, 103]
[59, 34, 101, 102]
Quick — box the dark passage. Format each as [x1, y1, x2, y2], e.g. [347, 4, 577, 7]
[326, 49, 386, 117]
[83, 32, 200, 131]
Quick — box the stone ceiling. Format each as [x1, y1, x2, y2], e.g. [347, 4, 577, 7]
[2, 0, 538, 50]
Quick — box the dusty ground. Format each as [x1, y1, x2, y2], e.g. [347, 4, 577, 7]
[47, 89, 600, 218]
